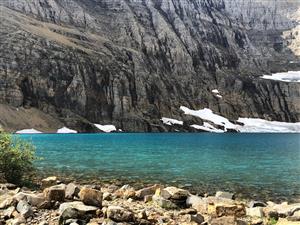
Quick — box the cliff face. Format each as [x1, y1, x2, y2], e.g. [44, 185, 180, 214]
[0, 0, 299, 132]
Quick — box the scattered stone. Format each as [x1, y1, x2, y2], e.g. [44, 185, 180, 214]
[42, 176, 58, 188]
[246, 207, 264, 218]
[267, 202, 300, 217]
[1, 183, 17, 190]
[152, 195, 178, 209]
[215, 191, 234, 200]
[186, 195, 207, 214]
[181, 213, 205, 224]
[59, 201, 98, 215]
[6, 215, 26, 225]
[144, 195, 152, 203]
[114, 185, 136, 199]
[14, 192, 45, 207]
[103, 192, 112, 201]
[78, 187, 102, 207]
[0, 196, 15, 209]
[38, 221, 49, 225]
[276, 218, 300, 225]
[135, 184, 162, 199]
[16, 200, 33, 218]
[3, 206, 15, 219]
[65, 183, 80, 200]
[177, 208, 198, 216]
[161, 186, 190, 201]
[106, 206, 134, 222]
[287, 215, 300, 222]
[251, 218, 263, 225]
[215, 203, 246, 217]
[209, 216, 236, 225]
[44, 184, 66, 202]
[248, 201, 266, 208]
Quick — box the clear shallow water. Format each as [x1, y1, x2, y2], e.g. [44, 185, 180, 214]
[19, 133, 300, 201]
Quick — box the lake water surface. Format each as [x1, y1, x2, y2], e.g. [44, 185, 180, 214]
[19, 133, 300, 201]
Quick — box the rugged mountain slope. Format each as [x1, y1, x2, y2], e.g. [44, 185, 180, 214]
[0, 0, 299, 132]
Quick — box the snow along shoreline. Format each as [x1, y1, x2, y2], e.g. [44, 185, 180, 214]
[179, 106, 300, 133]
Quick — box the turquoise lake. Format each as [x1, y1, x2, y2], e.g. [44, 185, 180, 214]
[19, 133, 300, 201]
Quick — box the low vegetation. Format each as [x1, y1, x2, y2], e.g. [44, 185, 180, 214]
[0, 129, 37, 184]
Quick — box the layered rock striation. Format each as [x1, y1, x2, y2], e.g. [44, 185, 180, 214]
[0, 0, 299, 132]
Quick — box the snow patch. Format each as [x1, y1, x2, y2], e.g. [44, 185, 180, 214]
[237, 118, 300, 133]
[191, 122, 224, 133]
[215, 94, 223, 98]
[16, 129, 43, 134]
[180, 106, 237, 131]
[57, 127, 78, 134]
[261, 71, 300, 82]
[212, 89, 220, 94]
[94, 124, 117, 133]
[161, 117, 183, 126]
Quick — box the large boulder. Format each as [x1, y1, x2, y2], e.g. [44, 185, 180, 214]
[78, 187, 102, 207]
[106, 206, 134, 222]
[44, 184, 66, 202]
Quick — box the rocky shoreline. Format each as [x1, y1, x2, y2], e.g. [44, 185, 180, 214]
[0, 176, 300, 225]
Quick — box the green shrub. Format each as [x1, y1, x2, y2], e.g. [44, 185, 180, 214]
[268, 218, 278, 225]
[0, 130, 37, 184]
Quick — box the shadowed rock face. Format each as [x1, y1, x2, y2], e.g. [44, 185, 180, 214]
[0, 0, 299, 132]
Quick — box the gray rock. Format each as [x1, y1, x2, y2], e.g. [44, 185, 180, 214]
[59, 201, 98, 215]
[16, 200, 33, 218]
[106, 206, 134, 222]
[152, 195, 178, 210]
[14, 192, 45, 207]
[246, 207, 264, 218]
[3, 206, 15, 219]
[65, 183, 80, 200]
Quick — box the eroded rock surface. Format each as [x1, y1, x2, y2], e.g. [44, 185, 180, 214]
[0, 0, 299, 132]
